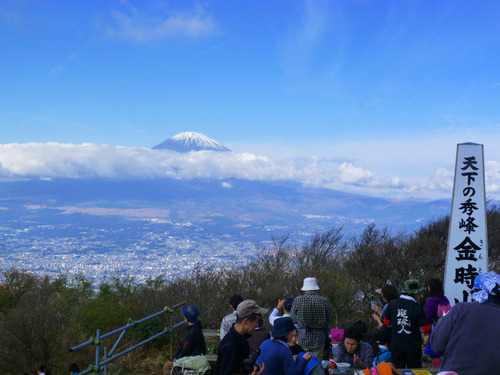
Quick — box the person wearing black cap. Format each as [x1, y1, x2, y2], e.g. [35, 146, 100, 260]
[163, 304, 207, 375]
[256, 317, 311, 375]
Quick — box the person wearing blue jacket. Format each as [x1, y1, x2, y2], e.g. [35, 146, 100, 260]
[257, 317, 311, 375]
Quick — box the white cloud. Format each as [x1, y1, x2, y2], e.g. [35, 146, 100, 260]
[486, 161, 500, 193]
[229, 130, 500, 174]
[0, 161, 12, 178]
[1, 141, 499, 200]
[102, 5, 216, 42]
[339, 162, 374, 184]
[427, 168, 454, 192]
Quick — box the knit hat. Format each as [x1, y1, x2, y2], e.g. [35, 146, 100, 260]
[182, 305, 200, 323]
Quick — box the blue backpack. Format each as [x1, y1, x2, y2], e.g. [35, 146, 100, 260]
[296, 353, 323, 375]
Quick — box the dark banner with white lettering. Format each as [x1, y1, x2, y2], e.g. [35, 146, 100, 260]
[444, 143, 488, 305]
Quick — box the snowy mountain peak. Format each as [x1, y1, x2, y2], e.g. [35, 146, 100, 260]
[152, 132, 231, 153]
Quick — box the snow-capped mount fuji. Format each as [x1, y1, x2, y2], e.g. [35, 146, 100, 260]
[152, 132, 231, 152]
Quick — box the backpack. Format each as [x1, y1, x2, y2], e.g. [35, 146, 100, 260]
[171, 355, 211, 375]
[297, 352, 323, 375]
[437, 303, 451, 319]
[353, 362, 402, 375]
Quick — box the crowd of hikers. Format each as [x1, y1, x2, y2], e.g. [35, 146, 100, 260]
[164, 272, 500, 375]
[38, 272, 500, 375]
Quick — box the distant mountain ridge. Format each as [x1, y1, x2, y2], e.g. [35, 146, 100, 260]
[152, 132, 231, 152]
[0, 177, 451, 235]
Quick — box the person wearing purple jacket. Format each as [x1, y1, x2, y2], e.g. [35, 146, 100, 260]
[424, 279, 450, 367]
[425, 279, 450, 325]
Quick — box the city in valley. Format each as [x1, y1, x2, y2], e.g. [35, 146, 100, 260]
[0, 177, 451, 284]
[0, 208, 355, 284]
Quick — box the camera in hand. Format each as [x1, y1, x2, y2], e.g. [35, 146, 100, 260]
[242, 348, 261, 372]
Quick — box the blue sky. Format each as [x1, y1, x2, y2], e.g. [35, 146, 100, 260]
[1, 0, 500, 199]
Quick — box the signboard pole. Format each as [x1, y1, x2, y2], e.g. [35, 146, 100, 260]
[444, 142, 488, 305]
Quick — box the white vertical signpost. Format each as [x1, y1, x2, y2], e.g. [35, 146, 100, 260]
[444, 142, 488, 305]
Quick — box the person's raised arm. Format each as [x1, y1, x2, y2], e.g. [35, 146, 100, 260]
[277, 299, 285, 310]
[372, 303, 382, 316]
[269, 299, 285, 325]
[372, 312, 383, 328]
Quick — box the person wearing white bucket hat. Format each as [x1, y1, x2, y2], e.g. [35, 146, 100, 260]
[291, 277, 331, 361]
[301, 277, 320, 291]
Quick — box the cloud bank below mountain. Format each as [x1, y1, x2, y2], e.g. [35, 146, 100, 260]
[1, 142, 499, 200]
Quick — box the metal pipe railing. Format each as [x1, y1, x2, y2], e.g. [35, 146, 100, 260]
[108, 329, 126, 357]
[100, 321, 186, 367]
[71, 301, 186, 374]
[95, 329, 101, 371]
[70, 301, 186, 352]
[103, 347, 108, 375]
